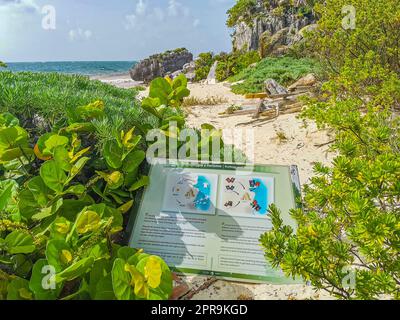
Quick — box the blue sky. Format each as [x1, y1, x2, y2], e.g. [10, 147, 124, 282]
[0, 0, 236, 62]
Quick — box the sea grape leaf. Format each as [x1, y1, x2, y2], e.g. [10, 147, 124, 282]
[128, 175, 150, 192]
[149, 77, 172, 106]
[0, 127, 28, 150]
[56, 257, 95, 283]
[123, 150, 146, 173]
[43, 134, 69, 156]
[0, 179, 18, 212]
[117, 247, 138, 261]
[27, 176, 51, 207]
[172, 74, 188, 90]
[66, 156, 90, 184]
[75, 210, 101, 234]
[53, 146, 72, 171]
[40, 160, 67, 193]
[4, 231, 36, 255]
[143, 256, 162, 289]
[0, 147, 33, 162]
[124, 264, 149, 299]
[31, 198, 63, 221]
[141, 97, 162, 118]
[117, 200, 134, 214]
[29, 259, 60, 300]
[112, 258, 133, 300]
[136, 255, 172, 300]
[46, 240, 71, 272]
[104, 140, 123, 169]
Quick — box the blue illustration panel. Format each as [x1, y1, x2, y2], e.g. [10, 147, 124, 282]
[162, 172, 218, 215]
[218, 175, 275, 218]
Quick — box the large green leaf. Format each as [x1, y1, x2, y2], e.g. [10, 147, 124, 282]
[40, 160, 67, 193]
[56, 257, 95, 283]
[46, 240, 71, 272]
[111, 258, 133, 300]
[4, 231, 36, 255]
[43, 134, 69, 156]
[31, 198, 63, 221]
[89, 259, 115, 300]
[149, 77, 172, 105]
[0, 147, 33, 162]
[0, 180, 18, 212]
[128, 175, 150, 192]
[123, 150, 146, 173]
[103, 140, 123, 169]
[117, 247, 138, 261]
[136, 255, 173, 300]
[141, 97, 162, 119]
[172, 74, 188, 90]
[0, 126, 28, 150]
[53, 146, 72, 171]
[75, 210, 101, 234]
[66, 156, 90, 184]
[29, 259, 60, 300]
[27, 176, 51, 207]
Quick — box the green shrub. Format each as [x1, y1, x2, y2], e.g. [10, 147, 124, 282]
[0, 61, 6, 68]
[194, 52, 214, 82]
[215, 50, 261, 82]
[229, 56, 319, 94]
[0, 74, 198, 300]
[261, 0, 400, 300]
[0, 72, 153, 139]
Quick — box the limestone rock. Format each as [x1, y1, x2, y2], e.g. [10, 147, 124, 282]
[288, 74, 317, 91]
[232, 1, 317, 56]
[130, 48, 193, 82]
[265, 79, 288, 95]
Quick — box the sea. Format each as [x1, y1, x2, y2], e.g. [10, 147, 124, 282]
[2, 61, 137, 76]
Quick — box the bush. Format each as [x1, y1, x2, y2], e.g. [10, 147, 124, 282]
[229, 56, 319, 94]
[0, 72, 152, 139]
[261, 0, 400, 300]
[194, 52, 214, 82]
[0, 75, 197, 300]
[215, 50, 261, 82]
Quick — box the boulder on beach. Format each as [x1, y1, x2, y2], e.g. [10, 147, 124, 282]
[130, 48, 193, 82]
[288, 74, 317, 91]
[264, 79, 288, 95]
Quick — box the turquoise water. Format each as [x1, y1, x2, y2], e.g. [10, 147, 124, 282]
[2, 61, 137, 76]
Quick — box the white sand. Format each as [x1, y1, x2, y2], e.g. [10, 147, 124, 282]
[104, 76, 336, 300]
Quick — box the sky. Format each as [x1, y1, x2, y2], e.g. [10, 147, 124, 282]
[0, 0, 236, 62]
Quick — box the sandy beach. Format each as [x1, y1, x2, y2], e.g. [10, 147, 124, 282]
[98, 74, 336, 300]
[90, 73, 143, 89]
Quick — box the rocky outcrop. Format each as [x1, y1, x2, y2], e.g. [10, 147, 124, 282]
[232, 1, 317, 56]
[130, 48, 193, 82]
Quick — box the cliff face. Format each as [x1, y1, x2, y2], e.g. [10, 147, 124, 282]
[130, 48, 193, 82]
[232, 0, 317, 56]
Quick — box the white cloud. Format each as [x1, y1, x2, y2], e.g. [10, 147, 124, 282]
[125, 0, 197, 30]
[0, 0, 39, 13]
[136, 0, 146, 16]
[68, 28, 93, 41]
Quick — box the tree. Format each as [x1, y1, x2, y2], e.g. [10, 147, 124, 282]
[0, 61, 6, 68]
[261, 0, 400, 300]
